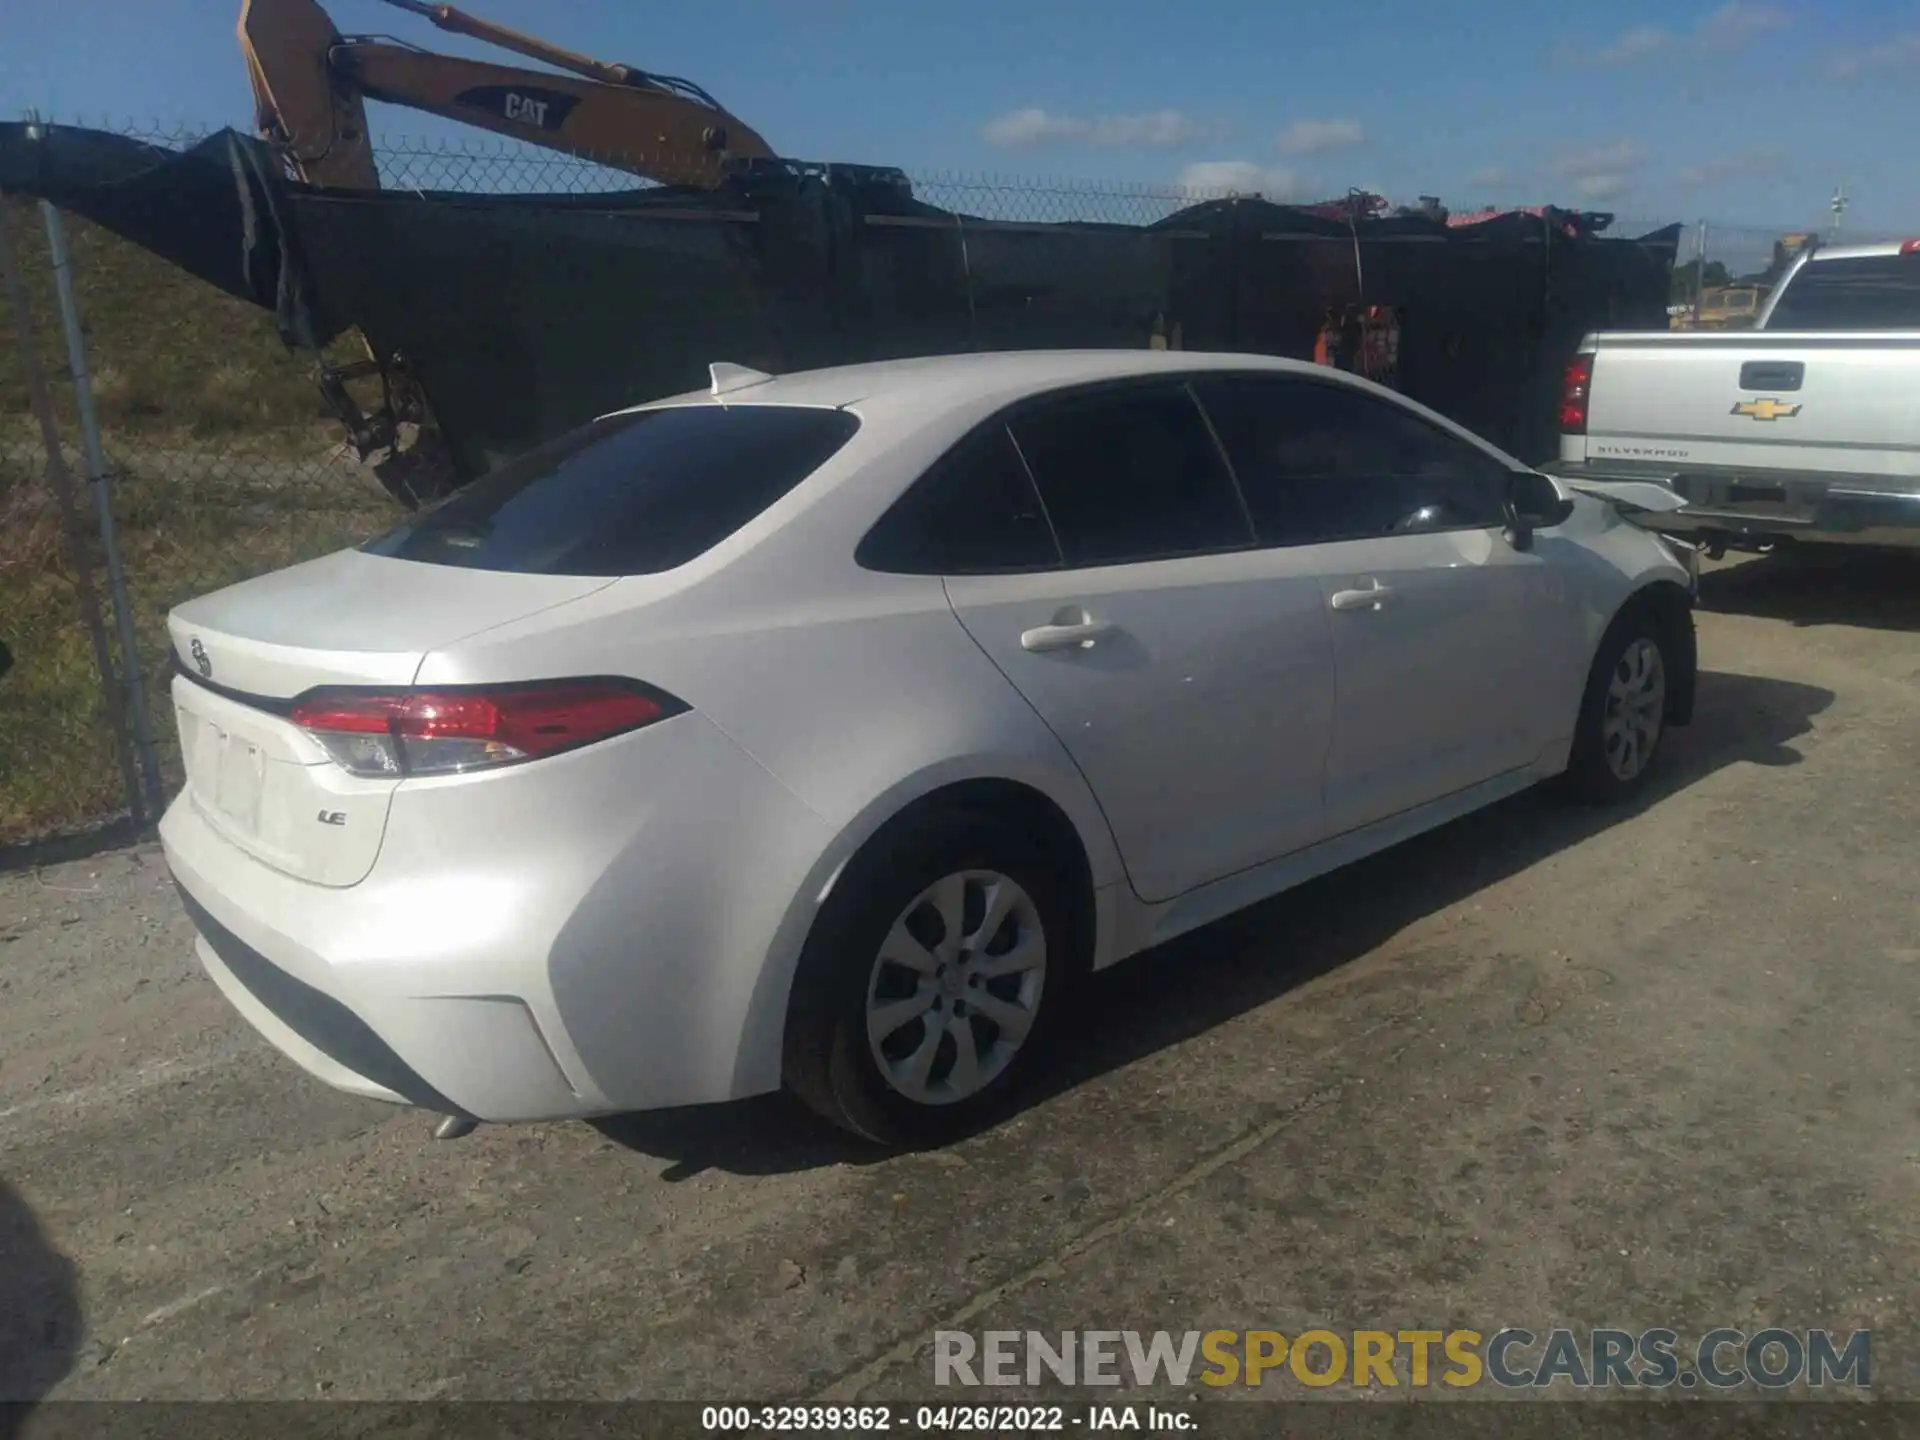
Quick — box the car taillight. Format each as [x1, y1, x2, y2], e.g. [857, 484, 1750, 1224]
[288, 678, 685, 778]
[1558, 353, 1594, 434]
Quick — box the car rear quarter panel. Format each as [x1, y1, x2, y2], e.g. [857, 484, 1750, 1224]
[422, 584, 1128, 1099]
[419, 566, 1124, 870]
[410, 399, 1123, 883]
[410, 414, 1127, 1093]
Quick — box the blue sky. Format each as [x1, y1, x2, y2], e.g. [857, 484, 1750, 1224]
[4, 0, 1918, 234]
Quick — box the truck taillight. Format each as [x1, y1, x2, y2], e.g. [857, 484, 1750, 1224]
[1559, 353, 1594, 434]
[288, 678, 686, 778]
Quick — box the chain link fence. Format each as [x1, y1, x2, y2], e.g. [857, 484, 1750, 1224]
[0, 124, 1896, 847]
[1, 129, 398, 848]
[369, 133, 1222, 225]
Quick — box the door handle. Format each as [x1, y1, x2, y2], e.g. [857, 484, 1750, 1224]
[1021, 620, 1115, 652]
[1330, 583, 1395, 612]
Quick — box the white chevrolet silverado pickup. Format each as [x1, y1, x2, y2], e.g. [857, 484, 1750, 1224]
[1543, 240, 1920, 553]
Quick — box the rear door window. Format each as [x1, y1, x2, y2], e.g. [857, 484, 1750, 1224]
[1767, 255, 1920, 329]
[1193, 375, 1511, 545]
[857, 426, 1061, 574]
[1007, 382, 1253, 567]
[363, 403, 861, 576]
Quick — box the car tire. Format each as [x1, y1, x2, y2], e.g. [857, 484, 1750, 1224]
[782, 808, 1081, 1147]
[1561, 604, 1672, 804]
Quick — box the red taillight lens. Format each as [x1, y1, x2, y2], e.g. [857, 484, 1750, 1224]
[1558, 353, 1594, 434]
[289, 679, 683, 778]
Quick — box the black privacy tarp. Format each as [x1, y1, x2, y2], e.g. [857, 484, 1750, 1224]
[0, 122, 1681, 479]
[313, 185, 1674, 476]
[284, 187, 792, 472]
[0, 122, 343, 345]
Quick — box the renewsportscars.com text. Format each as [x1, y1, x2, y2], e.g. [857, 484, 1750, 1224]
[933, 1327, 1871, 1390]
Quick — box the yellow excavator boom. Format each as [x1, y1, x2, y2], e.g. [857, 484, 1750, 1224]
[240, 0, 381, 188]
[233, 0, 776, 502]
[237, 0, 774, 190]
[379, 0, 643, 89]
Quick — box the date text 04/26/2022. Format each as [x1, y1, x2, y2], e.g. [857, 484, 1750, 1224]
[700, 1404, 1193, 1431]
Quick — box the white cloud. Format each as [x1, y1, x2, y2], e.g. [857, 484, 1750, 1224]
[1551, 138, 1649, 179]
[1698, 1, 1791, 49]
[1546, 139, 1647, 203]
[980, 107, 1222, 151]
[1678, 148, 1794, 187]
[980, 109, 1078, 147]
[1595, 25, 1672, 63]
[1825, 32, 1920, 80]
[1274, 118, 1367, 156]
[1176, 160, 1308, 199]
[1580, 4, 1789, 66]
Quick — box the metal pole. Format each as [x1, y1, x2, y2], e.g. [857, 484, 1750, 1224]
[0, 195, 147, 826]
[38, 198, 167, 820]
[1691, 219, 1708, 327]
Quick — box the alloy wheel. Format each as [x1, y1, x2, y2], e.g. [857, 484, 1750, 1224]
[863, 869, 1047, 1106]
[1603, 636, 1666, 782]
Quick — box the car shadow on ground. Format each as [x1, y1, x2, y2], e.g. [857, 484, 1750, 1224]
[0, 1177, 81, 1429]
[1699, 548, 1920, 633]
[593, 667, 1832, 1178]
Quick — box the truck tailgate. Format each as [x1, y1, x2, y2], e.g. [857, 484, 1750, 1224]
[1584, 333, 1920, 484]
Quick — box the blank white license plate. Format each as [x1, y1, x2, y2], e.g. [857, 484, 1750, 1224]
[193, 716, 266, 835]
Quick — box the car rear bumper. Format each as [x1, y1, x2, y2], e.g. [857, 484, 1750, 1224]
[1544, 460, 1920, 550]
[161, 710, 840, 1122]
[176, 881, 479, 1116]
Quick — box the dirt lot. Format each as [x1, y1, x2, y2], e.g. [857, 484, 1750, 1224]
[4, 550, 1919, 1409]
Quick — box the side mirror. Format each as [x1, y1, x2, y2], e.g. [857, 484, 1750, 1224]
[1506, 471, 1575, 550]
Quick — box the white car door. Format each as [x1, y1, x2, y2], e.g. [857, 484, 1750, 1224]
[1193, 374, 1582, 838]
[901, 380, 1337, 904]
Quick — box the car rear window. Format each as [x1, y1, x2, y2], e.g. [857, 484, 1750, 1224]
[1766, 255, 1920, 329]
[362, 403, 861, 576]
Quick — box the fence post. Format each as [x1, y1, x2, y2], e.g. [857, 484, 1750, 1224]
[0, 195, 148, 828]
[1692, 219, 1708, 328]
[38, 198, 168, 822]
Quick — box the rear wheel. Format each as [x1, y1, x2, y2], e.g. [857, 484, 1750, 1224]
[783, 810, 1079, 1146]
[1562, 609, 1669, 803]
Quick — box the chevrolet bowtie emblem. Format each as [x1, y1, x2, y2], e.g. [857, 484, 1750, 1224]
[1731, 398, 1801, 421]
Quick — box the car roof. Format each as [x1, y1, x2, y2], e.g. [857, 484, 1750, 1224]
[636, 349, 1327, 417]
[1801, 240, 1918, 262]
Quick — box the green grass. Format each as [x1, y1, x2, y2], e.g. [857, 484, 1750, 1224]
[1, 203, 396, 846]
[0, 198, 361, 451]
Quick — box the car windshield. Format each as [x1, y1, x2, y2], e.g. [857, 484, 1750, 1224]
[362, 403, 861, 576]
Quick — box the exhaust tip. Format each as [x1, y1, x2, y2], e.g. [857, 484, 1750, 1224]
[432, 1115, 480, 1141]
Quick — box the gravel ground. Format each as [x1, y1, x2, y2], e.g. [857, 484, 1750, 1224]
[4, 549, 1919, 1411]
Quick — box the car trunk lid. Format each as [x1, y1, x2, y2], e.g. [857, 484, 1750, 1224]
[167, 549, 616, 887]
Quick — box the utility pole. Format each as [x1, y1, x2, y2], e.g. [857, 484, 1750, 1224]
[1829, 182, 1848, 241]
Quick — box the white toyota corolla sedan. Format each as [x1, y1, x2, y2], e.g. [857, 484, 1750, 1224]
[160, 349, 1696, 1144]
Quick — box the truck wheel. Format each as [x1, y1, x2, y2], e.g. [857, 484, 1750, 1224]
[1562, 608, 1670, 803]
[783, 809, 1079, 1147]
